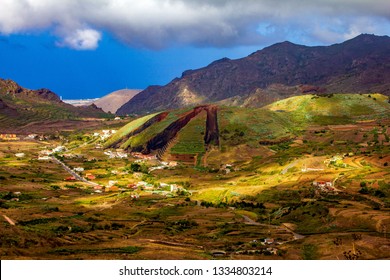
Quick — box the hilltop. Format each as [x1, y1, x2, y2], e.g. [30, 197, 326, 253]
[63, 89, 141, 113]
[94, 89, 141, 113]
[0, 78, 112, 133]
[117, 34, 390, 115]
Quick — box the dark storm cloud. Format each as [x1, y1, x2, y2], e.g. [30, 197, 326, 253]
[0, 0, 389, 50]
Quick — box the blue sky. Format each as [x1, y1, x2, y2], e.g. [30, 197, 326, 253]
[1, 0, 390, 99]
[0, 32, 258, 99]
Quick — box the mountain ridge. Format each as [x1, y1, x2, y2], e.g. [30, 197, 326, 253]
[0, 78, 111, 130]
[117, 34, 390, 115]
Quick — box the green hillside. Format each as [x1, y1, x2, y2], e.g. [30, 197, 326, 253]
[104, 112, 161, 148]
[170, 110, 207, 155]
[266, 93, 390, 125]
[120, 108, 189, 150]
[105, 93, 390, 160]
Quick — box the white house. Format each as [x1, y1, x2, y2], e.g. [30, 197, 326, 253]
[38, 156, 51, 161]
[73, 167, 84, 172]
[53, 146, 66, 153]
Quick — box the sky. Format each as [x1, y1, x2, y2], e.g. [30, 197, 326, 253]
[0, 0, 390, 99]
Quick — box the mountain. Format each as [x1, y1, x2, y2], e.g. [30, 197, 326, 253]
[94, 89, 141, 113]
[0, 78, 111, 130]
[117, 34, 390, 115]
[63, 89, 142, 113]
[108, 93, 390, 164]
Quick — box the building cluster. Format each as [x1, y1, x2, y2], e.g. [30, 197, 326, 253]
[131, 152, 157, 160]
[325, 154, 346, 168]
[312, 180, 335, 192]
[104, 150, 128, 159]
[93, 130, 117, 140]
[37, 146, 66, 160]
[0, 134, 19, 141]
[149, 161, 178, 171]
[102, 180, 185, 198]
[39, 146, 66, 156]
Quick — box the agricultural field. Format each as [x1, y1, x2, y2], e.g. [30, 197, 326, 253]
[1, 94, 390, 260]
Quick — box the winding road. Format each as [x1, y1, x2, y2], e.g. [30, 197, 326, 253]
[241, 214, 305, 242]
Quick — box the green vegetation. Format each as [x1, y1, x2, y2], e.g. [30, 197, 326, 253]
[302, 244, 318, 260]
[170, 110, 206, 154]
[266, 93, 390, 125]
[120, 108, 188, 149]
[104, 112, 160, 148]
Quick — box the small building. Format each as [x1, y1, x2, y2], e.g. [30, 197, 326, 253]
[65, 176, 76, 181]
[108, 180, 118, 187]
[170, 184, 178, 192]
[85, 173, 96, 180]
[53, 146, 66, 153]
[39, 150, 53, 156]
[127, 183, 137, 189]
[26, 134, 38, 140]
[38, 156, 51, 161]
[15, 153, 25, 158]
[264, 238, 274, 245]
[73, 167, 84, 172]
[105, 185, 119, 192]
[313, 180, 334, 192]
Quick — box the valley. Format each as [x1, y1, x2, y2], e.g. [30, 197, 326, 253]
[1, 93, 389, 260]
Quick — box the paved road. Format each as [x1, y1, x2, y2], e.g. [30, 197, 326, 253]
[281, 160, 298, 175]
[51, 156, 100, 187]
[3, 215, 16, 226]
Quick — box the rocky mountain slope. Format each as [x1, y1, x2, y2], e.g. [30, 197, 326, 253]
[94, 89, 141, 113]
[117, 34, 390, 115]
[0, 78, 111, 130]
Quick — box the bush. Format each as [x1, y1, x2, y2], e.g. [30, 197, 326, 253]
[302, 244, 318, 260]
[358, 186, 369, 194]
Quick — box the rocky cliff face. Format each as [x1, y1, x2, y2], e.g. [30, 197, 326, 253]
[0, 79, 61, 102]
[117, 34, 390, 115]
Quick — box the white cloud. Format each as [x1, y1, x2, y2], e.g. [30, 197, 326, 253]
[57, 28, 101, 50]
[0, 0, 389, 50]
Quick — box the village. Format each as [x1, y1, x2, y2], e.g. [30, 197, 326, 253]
[3, 128, 346, 200]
